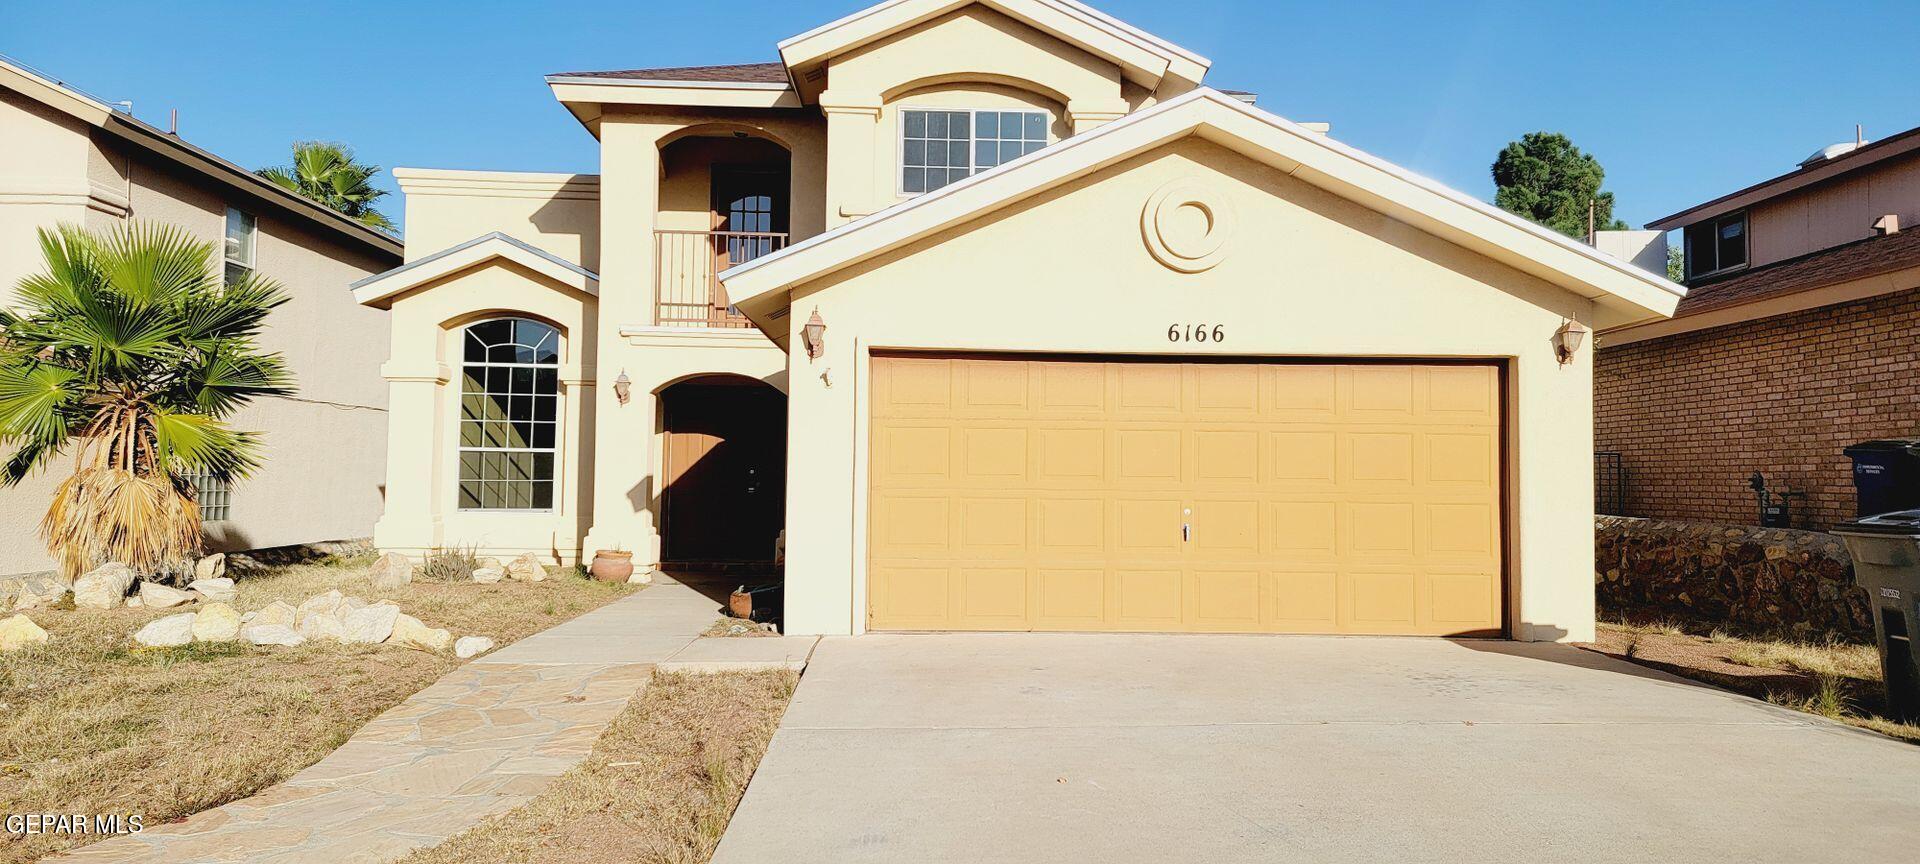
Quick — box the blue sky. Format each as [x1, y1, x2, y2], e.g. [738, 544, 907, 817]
[5, 0, 1917, 235]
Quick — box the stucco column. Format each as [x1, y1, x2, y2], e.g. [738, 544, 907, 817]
[580, 113, 675, 567]
[1067, 97, 1129, 134]
[780, 303, 860, 635]
[820, 91, 882, 228]
[371, 362, 448, 556]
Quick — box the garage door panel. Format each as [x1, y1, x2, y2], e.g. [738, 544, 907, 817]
[869, 357, 1502, 636]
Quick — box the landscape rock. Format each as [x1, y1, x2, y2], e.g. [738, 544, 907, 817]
[191, 603, 242, 642]
[193, 553, 226, 581]
[133, 612, 196, 647]
[627, 569, 655, 586]
[0, 614, 49, 652]
[13, 576, 71, 611]
[505, 553, 547, 583]
[125, 596, 143, 608]
[188, 577, 237, 604]
[342, 596, 368, 614]
[241, 624, 306, 647]
[454, 636, 495, 659]
[295, 590, 346, 624]
[369, 553, 415, 592]
[471, 568, 504, 584]
[297, 609, 347, 642]
[390, 613, 453, 652]
[341, 603, 400, 645]
[478, 558, 503, 571]
[252, 600, 296, 628]
[73, 562, 136, 609]
[138, 582, 197, 609]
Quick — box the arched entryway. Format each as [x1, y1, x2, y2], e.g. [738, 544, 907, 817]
[660, 374, 787, 563]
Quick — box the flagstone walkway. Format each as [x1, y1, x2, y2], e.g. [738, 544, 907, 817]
[52, 577, 724, 864]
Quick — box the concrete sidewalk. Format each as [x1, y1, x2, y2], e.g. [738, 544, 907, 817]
[55, 578, 722, 864]
[714, 633, 1920, 864]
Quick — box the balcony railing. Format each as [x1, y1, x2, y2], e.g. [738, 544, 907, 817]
[654, 229, 788, 328]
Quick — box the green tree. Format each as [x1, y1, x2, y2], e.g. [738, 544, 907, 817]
[1491, 132, 1627, 239]
[1667, 244, 1685, 282]
[257, 141, 394, 231]
[0, 223, 292, 578]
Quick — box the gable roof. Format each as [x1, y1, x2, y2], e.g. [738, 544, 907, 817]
[0, 55, 401, 261]
[350, 232, 598, 308]
[778, 0, 1209, 101]
[721, 88, 1683, 343]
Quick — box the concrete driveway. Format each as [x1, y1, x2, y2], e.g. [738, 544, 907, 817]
[712, 634, 1920, 863]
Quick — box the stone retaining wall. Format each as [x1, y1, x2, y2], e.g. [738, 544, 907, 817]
[1596, 515, 1873, 642]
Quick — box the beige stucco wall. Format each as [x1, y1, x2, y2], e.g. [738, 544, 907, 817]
[0, 100, 394, 575]
[775, 137, 1601, 641]
[1747, 150, 1920, 268]
[395, 169, 601, 271]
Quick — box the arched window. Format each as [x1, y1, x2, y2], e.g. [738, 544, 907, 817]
[458, 318, 559, 510]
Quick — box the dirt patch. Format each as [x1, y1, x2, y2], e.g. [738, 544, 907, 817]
[1584, 621, 1919, 744]
[702, 617, 781, 638]
[396, 669, 798, 864]
[0, 555, 635, 864]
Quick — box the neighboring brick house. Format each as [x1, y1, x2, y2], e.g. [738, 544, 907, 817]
[1597, 125, 1920, 529]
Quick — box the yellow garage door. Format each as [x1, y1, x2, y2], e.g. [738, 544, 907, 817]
[868, 356, 1503, 636]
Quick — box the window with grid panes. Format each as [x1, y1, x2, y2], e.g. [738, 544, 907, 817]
[458, 318, 560, 510]
[900, 108, 1049, 194]
[182, 470, 231, 522]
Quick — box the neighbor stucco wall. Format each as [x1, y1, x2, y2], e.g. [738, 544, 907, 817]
[0, 103, 395, 575]
[776, 137, 1601, 641]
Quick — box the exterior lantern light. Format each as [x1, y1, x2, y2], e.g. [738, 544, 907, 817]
[1553, 319, 1589, 366]
[613, 369, 632, 405]
[802, 308, 827, 362]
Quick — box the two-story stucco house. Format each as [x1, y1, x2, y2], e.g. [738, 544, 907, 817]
[1598, 125, 1920, 530]
[352, 0, 1680, 641]
[0, 57, 402, 576]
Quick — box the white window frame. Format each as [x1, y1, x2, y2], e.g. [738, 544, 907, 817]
[455, 318, 564, 514]
[223, 207, 256, 286]
[1684, 210, 1749, 281]
[896, 106, 1051, 198]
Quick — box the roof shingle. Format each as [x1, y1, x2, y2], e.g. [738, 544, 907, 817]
[1677, 227, 1920, 317]
[550, 62, 788, 84]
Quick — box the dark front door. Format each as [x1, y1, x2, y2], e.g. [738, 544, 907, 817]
[662, 382, 787, 562]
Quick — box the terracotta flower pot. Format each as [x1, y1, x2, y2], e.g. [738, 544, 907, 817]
[590, 550, 634, 583]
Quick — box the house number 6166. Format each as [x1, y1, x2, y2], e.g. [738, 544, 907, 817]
[1167, 323, 1225, 343]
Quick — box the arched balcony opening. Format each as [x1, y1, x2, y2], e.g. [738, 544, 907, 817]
[655, 129, 793, 329]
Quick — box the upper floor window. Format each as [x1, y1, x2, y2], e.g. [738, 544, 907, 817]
[901, 108, 1048, 195]
[1684, 212, 1747, 280]
[223, 207, 256, 286]
[458, 318, 561, 511]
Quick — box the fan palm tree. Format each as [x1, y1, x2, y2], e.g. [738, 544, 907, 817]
[0, 223, 293, 579]
[257, 141, 395, 231]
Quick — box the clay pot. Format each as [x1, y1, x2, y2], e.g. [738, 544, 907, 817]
[590, 550, 634, 583]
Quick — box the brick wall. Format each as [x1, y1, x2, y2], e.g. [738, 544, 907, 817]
[1596, 287, 1920, 530]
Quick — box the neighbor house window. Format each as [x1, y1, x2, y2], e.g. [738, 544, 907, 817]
[183, 470, 231, 522]
[900, 108, 1049, 195]
[458, 318, 560, 511]
[223, 207, 255, 286]
[1684, 211, 1747, 280]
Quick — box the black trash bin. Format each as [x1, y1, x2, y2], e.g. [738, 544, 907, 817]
[1832, 509, 1920, 723]
[1842, 439, 1920, 517]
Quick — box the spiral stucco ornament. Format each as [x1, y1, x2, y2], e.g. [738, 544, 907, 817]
[1140, 178, 1236, 273]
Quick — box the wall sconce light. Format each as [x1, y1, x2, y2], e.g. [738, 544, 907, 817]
[802, 308, 827, 363]
[1553, 319, 1589, 365]
[613, 369, 632, 405]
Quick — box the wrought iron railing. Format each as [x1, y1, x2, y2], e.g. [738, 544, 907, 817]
[654, 229, 788, 328]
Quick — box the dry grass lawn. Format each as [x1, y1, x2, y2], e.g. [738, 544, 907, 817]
[0, 554, 634, 864]
[397, 669, 797, 864]
[1590, 620, 1920, 744]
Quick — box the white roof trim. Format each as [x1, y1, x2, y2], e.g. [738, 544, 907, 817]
[542, 74, 793, 92]
[351, 232, 598, 308]
[722, 88, 1681, 332]
[778, 0, 1209, 87]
